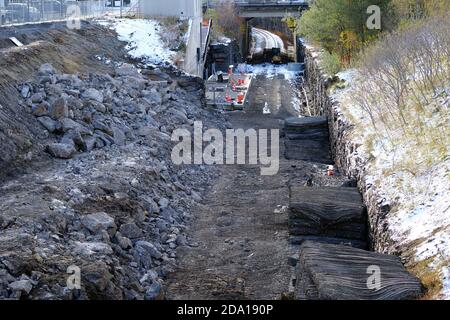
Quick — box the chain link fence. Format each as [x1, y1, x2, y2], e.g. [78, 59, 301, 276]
[0, 0, 137, 27]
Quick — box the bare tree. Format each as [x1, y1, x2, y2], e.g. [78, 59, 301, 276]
[352, 15, 449, 152]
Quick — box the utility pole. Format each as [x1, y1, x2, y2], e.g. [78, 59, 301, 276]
[120, 0, 123, 18]
[285, 15, 298, 62]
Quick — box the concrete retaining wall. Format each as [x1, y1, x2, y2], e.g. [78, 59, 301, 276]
[183, 17, 204, 77]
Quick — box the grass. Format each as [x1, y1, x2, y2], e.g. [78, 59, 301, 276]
[321, 51, 341, 75]
[409, 257, 450, 299]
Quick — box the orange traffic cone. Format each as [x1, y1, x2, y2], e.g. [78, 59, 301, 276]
[225, 90, 233, 103]
[237, 92, 244, 104]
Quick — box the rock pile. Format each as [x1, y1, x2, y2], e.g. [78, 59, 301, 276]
[0, 63, 227, 300]
[18, 63, 199, 160]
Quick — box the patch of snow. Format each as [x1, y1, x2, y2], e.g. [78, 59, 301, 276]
[212, 36, 232, 46]
[442, 267, 450, 298]
[290, 94, 303, 116]
[389, 165, 449, 237]
[330, 59, 450, 299]
[98, 18, 174, 66]
[218, 36, 232, 44]
[248, 63, 301, 81]
[337, 69, 357, 83]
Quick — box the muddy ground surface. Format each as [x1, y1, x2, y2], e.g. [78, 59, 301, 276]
[166, 72, 348, 300]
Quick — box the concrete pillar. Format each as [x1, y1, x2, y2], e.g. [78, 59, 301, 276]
[289, 22, 298, 63]
[240, 18, 252, 60]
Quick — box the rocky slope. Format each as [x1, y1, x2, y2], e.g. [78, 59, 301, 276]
[0, 23, 227, 299]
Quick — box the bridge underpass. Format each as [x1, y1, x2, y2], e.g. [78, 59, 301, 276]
[205, 1, 309, 58]
[235, 0, 309, 18]
[205, 1, 308, 61]
[236, 1, 309, 62]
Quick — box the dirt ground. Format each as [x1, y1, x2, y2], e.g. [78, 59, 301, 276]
[165, 71, 343, 300]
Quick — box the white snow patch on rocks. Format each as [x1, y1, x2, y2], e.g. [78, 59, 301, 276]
[248, 63, 301, 81]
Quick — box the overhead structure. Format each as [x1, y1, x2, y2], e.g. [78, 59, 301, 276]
[204, 0, 310, 18]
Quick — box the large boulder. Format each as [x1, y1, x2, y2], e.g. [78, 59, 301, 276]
[37, 116, 59, 133]
[119, 223, 143, 240]
[46, 143, 76, 159]
[82, 88, 104, 103]
[73, 241, 113, 256]
[115, 64, 141, 77]
[38, 63, 56, 76]
[49, 97, 69, 120]
[8, 280, 33, 295]
[135, 241, 162, 260]
[81, 212, 116, 235]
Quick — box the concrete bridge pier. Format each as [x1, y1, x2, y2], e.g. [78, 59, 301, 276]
[240, 18, 252, 60]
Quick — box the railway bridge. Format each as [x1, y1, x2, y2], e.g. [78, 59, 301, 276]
[233, 0, 310, 18]
[204, 1, 310, 61]
[204, 0, 309, 18]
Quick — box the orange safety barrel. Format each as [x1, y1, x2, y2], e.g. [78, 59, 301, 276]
[237, 92, 245, 104]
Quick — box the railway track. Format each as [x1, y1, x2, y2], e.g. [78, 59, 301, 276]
[251, 27, 287, 56]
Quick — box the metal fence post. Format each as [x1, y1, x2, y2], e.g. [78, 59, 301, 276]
[27, 0, 30, 22]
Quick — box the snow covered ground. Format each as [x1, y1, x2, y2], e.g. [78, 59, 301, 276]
[331, 68, 450, 299]
[248, 63, 302, 81]
[98, 18, 175, 66]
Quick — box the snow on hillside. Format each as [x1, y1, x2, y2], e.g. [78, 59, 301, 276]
[98, 19, 175, 66]
[332, 69, 450, 299]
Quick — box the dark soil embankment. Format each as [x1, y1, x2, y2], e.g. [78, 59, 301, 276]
[0, 21, 130, 176]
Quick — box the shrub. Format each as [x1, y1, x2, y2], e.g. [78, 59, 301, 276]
[205, 1, 243, 40]
[297, 0, 392, 63]
[321, 51, 341, 75]
[351, 15, 449, 172]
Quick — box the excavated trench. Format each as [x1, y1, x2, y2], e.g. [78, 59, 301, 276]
[0, 21, 424, 300]
[165, 62, 423, 299]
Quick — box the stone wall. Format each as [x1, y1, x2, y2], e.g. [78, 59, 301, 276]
[303, 48, 396, 254]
